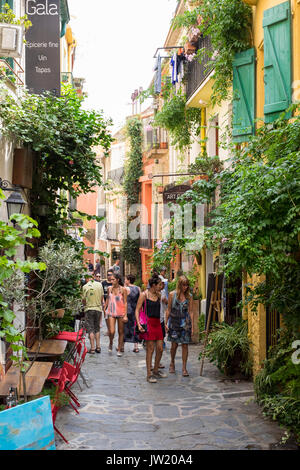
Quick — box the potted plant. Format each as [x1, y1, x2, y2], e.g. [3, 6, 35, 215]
[188, 26, 200, 44]
[159, 142, 168, 149]
[184, 41, 197, 55]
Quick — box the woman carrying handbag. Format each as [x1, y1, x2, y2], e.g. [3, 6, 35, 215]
[135, 274, 167, 383]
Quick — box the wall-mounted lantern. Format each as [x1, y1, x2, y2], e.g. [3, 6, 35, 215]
[0, 178, 27, 224]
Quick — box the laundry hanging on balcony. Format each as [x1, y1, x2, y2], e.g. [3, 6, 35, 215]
[170, 52, 178, 85]
[154, 53, 162, 94]
[177, 51, 185, 81]
[170, 50, 185, 85]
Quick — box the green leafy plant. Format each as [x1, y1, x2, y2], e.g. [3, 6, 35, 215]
[189, 151, 223, 179]
[0, 195, 46, 400]
[0, 2, 31, 30]
[154, 91, 202, 151]
[199, 319, 252, 377]
[121, 118, 143, 270]
[254, 330, 300, 444]
[173, 0, 253, 105]
[0, 85, 113, 253]
[25, 240, 84, 340]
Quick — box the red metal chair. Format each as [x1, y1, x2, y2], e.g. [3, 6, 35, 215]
[51, 328, 85, 342]
[51, 364, 69, 444]
[64, 340, 88, 409]
[48, 340, 87, 411]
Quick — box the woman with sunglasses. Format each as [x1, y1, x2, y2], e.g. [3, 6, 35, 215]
[165, 275, 194, 377]
[135, 274, 167, 383]
[105, 273, 128, 356]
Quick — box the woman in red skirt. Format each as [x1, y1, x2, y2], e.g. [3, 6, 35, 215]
[135, 275, 167, 383]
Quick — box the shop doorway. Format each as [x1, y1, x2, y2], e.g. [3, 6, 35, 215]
[224, 274, 243, 325]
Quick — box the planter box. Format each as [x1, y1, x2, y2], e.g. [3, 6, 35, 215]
[159, 142, 168, 149]
[184, 42, 196, 55]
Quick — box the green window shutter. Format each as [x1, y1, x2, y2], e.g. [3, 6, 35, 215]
[232, 48, 256, 143]
[0, 1, 14, 11]
[263, 1, 292, 123]
[0, 0, 15, 71]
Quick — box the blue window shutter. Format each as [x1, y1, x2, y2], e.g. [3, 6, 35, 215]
[232, 48, 256, 143]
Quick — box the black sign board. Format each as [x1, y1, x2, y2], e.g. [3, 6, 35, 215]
[25, 0, 61, 96]
[163, 184, 190, 204]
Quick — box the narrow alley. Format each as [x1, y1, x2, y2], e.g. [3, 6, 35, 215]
[55, 335, 284, 451]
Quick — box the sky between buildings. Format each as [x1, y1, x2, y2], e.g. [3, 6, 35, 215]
[69, 0, 178, 133]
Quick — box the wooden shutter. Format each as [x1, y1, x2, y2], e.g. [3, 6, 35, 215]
[232, 48, 256, 143]
[0, 0, 15, 71]
[263, 1, 292, 123]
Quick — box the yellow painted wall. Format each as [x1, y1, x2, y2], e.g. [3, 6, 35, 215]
[244, 0, 300, 375]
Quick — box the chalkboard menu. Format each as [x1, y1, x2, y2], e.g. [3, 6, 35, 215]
[25, 0, 61, 96]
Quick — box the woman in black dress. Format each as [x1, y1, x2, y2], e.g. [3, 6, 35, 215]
[124, 275, 141, 352]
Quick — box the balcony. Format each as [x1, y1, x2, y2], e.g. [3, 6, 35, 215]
[144, 127, 168, 159]
[140, 224, 152, 250]
[186, 35, 213, 102]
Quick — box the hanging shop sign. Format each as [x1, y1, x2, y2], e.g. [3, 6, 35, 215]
[25, 0, 61, 96]
[163, 184, 190, 203]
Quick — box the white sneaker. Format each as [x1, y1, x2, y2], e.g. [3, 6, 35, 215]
[117, 351, 123, 357]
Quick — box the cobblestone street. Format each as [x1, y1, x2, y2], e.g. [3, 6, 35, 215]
[55, 334, 285, 450]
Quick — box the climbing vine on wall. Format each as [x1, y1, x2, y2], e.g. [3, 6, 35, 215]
[173, 0, 253, 105]
[121, 118, 143, 268]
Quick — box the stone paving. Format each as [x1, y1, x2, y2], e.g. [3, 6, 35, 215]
[55, 332, 286, 450]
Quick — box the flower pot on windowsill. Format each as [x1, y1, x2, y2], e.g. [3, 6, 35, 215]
[159, 142, 168, 149]
[190, 175, 209, 184]
[52, 308, 65, 319]
[184, 42, 197, 55]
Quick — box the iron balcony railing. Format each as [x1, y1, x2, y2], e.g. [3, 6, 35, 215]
[140, 224, 152, 249]
[144, 126, 168, 152]
[186, 35, 213, 101]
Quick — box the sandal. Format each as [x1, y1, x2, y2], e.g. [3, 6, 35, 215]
[147, 375, 157, 383]
[96, 347, 101, 353]
[169, 364, 175, 373]
[88, 349, 95, 354]
[151, 364, 164, 371]
[182, 370, 189, 377]
[133, 348, 139, 353]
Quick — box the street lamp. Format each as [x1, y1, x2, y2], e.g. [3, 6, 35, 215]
[0, 178, 27, 222]
[5, 190, 27, 220]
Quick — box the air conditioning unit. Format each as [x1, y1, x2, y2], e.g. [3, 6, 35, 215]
[0, 23, 24, 58]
